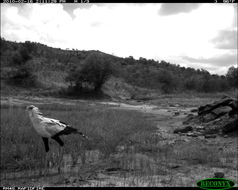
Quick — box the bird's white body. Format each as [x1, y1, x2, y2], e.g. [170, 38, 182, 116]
[28, 107, 67, 138]
[26, 105, 88, 175]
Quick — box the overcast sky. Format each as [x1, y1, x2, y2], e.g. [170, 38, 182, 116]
[1, 3, 237, 75]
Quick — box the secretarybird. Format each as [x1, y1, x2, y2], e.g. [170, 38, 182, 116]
[26, 105, 88, 174]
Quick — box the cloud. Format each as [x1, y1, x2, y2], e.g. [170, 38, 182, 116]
[182, 53, 237, 67]
[1, 4, 72, 46]
[62, 3, 95, 19]
[181, 54, 237, 75]
[90, 21, 102, 27]
[211, 29, 237, 49]
[0, 4, 235, 75]
[232, 4, 237, 28]
[158, 3, 200, 16]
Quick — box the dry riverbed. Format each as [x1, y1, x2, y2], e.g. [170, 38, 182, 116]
[1, 96, 237, 187]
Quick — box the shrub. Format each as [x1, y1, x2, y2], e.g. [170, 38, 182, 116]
[157, 70, 177, 93]
[66, 53, 113, 93]
[226, 66, 238, 88]
[6, 44, 37, 87]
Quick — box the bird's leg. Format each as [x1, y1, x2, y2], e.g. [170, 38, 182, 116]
[57, 146, 63, 174]
[44, 152, 50, 177]
[42, 137, 50, 152]
[51, 135, 64, 174]
[42, 137, 50, 176]
[51, 135, 64, 146]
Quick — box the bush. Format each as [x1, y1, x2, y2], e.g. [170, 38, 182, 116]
[66, 53, 113, 93]
[157, 70, 177, 93]
[6, 44, 37, 87]
[7, 65, 37, 87]
[226, 66, 238, 88]
[184, 77, 197, 91]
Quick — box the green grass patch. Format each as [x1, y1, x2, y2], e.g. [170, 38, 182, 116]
[0, 103, 156, 172]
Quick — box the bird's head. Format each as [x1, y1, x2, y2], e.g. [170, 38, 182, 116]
[26, 105, 42, 115]
[26, 105, 36, 111]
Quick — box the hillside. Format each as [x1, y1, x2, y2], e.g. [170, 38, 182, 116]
[0, 38, 237, 99]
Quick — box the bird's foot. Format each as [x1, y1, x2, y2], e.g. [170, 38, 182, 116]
[58, 166, 61, 174]
[44, 168, 49, 177]
[39, 169, 43, 177]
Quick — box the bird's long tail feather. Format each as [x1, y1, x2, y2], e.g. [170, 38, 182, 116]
[57, 126, 89, 139]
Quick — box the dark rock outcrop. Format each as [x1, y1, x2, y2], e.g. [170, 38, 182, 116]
[174, 126, 193, 133]
[182, 96, 238, 137]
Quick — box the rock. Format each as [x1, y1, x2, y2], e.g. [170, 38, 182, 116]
[183, 97, 237, 136]
[202, 113, 217, 122]
[211, 106, 232, 117]
[64, 178, 70, 184]
[169, 164, 181, 169]
[198, 136, 205, 140]
[177, 132, 186, 136]
[191, 108, 198, 113]
[193, 131, 203, 136]
[222, 118, 238, 133]
[205, 134, 217, 138]
[228, 99, 238, 116]
[198, 97, 234, 116]
[108, 183, 116, 187]
[196, 125, 205, 131]
[214, 172, 224, 178]
[105, 167, 122, 172]
[187, 132, 198, 137]
[174, 126, 193, 133]
[183, 114, 195, 124]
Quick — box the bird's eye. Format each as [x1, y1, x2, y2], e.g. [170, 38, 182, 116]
[27, 106, 34, 110]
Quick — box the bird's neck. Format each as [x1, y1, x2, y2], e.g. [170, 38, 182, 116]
[29, 112, 44, 123]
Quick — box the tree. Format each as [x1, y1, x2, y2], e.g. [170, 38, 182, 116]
[7, 44, 36, 86]
[226, 66, 238, 88]
[184, 77, 198, 90]
[23, 41, 38, 55]
[66, 53, 113, 92]
[157, 69, 177, 93]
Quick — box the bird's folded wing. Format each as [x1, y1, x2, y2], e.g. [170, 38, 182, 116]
[41, 119, 66, 136]
[44, 117, 69, 127]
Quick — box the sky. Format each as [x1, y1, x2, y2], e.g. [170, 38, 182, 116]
[1, 3, 237, 75]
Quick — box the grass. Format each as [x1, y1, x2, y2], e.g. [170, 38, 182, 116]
[1, 97, 237, 186]
[0, 102, 156, 172]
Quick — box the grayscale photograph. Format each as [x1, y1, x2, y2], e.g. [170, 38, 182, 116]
[0, 3, 237, 187]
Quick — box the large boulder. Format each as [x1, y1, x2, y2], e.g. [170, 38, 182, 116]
[174, 126, 193, 133]
[198, 96, 236, 116]
[182, 96, 238, 136]
[211, 106, 232, 117]
[222, 118, 238, 133]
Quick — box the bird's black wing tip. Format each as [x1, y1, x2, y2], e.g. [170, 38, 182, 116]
[59, 120, 69, 126]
